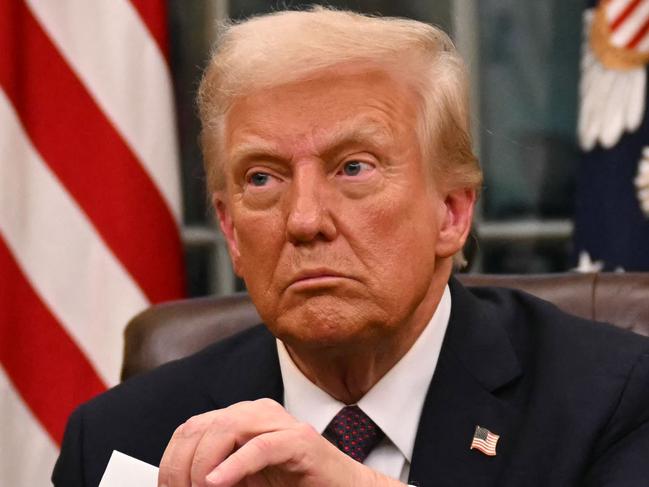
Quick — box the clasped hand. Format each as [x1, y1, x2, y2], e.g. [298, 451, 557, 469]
[158, 398, 405, 487]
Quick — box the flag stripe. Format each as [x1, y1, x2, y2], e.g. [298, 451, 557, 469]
[128, 0, 171, 60]
[0, 368, 58, 486]
[26, 0, 182, 222]
[610, 0, 643, 31]
[471, 445, 496, 456]
[627, 15, 649, 47]
[0, 89, 148, 384]
[472, 438, 498, 447]
[0, 1, 184, 304]
[610, 0, 649, 47]
[607, 0, 633, 22]
[0, 236, 106, 444]
[637, 29, 649, 50]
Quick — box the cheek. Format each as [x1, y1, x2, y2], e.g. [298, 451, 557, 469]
[232, 209, 285, 280]
[346, 195, 440, 300]
[350, 191, 439, 260]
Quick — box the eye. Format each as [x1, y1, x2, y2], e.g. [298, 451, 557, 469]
[339, 160, 373, 177]
[248, 172, 271, 187]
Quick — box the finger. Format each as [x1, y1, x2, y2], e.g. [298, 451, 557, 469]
[204, 423, 328, 487]
[188, 425, 237, 485]
[159, 400, 294, 486]
[159, 412, 217, 487]
[205, 429, 302, 486]
[189, 399, 296, 484]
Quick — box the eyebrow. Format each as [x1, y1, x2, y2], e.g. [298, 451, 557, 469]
[229, 118, 394, 165]
[228, 135, 286, 166]
[319, 121, 393, 160]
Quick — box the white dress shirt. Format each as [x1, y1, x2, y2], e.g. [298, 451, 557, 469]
[277, 285, 451, 483]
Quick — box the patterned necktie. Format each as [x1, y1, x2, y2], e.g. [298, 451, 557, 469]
[323, 405, 385, 462]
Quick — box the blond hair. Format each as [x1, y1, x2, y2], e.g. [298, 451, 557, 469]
[197, 6, 482, 194]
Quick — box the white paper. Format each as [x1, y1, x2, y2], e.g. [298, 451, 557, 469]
[98, 450, 158, 487]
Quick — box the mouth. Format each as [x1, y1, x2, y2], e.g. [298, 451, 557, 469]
[287, 268, 351, 290]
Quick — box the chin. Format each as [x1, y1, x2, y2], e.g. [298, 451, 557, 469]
[269, 294, 386, 348]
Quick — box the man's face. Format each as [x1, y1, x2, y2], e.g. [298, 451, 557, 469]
[215, 67, 473, 349]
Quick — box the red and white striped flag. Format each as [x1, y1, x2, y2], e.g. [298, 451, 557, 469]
[0, 1, 185, 484]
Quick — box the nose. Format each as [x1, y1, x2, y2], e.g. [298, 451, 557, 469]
[285, 163, 337, 243]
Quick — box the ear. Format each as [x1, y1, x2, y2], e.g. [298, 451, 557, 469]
[213, 192, 243, 277]
[435, 188, 476, 259]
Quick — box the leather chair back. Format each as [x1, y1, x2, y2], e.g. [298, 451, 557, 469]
[121, 273, 649, 381]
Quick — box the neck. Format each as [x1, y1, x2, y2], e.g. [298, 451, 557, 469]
[285, 272, 450, 404]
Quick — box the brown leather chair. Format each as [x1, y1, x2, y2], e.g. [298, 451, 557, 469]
[121, 273, 649, 381]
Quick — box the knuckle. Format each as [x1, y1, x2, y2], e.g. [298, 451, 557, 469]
[210, 412, 235, 432]
[255, 397, 281, 410]
[181, 415, 206, 436]
[250, 434, 272, 455]
[260, 398, 289, 418]
[296, 421, 318, 439]
[223, 401, 251, 420]
[171, 423, 185, 439]
[226, 400, 252, 411]
[187, 411, 237, 441]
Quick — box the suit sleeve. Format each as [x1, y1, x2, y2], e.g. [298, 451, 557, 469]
[582, 353, 649, 486]
[51, 405, 86, 486]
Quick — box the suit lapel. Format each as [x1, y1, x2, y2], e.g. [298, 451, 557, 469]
[409, 279, 523, 486]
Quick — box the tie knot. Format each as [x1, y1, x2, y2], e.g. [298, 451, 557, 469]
[323, 405, 385, 462]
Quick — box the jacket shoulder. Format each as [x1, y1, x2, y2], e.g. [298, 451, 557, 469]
[466, 284, 649, 366]
[87, 323, 274, 416]
[466, 284, 649, 432]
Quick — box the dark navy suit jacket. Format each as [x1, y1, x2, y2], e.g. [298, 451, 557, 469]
[53, 279, 649, 486]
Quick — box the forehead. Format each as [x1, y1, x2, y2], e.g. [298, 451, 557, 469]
[223, 67, 422, 161]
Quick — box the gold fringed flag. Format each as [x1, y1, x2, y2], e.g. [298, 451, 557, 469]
[575, 0, 649, 271]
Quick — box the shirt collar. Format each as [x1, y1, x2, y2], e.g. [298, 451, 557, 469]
[277, 285, 451, 462]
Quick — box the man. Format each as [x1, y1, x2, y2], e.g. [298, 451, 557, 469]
[53, 8, 649, 487]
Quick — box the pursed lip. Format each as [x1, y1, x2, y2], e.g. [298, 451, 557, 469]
[286, 268, 351, 289]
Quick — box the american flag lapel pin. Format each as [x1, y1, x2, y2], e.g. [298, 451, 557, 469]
[470, 425, 499, 456]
